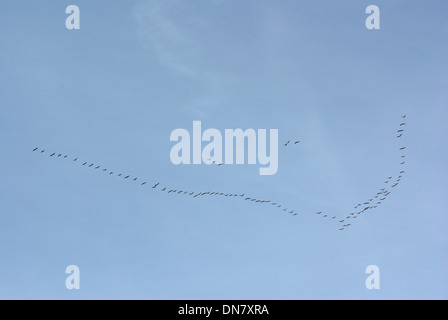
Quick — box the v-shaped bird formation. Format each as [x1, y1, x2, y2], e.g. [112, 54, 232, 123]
[32, 116, 407, 231]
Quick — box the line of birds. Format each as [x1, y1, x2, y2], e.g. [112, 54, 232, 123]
[335, 115, 407, 231]
[32, 116, 406, 231]
[32, 145, 300, 214]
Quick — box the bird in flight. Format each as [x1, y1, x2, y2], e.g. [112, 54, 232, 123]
[82, 162, 87, 166]
[133, 178, 137, 181]
[110, 172, 114, 175]
[73, 158, 77, 161]
[103, 169, 107, 172]
[284, 141, 290, 146]
[316, 211, 322, 214]
[294, 141, 300, 144]
[400, 161, 405, 165]
[400, 147, 406, 150]
[89, 164, 94, 167]
[141, 182, 147, 185]
[50, 153, 55, 157]
[402, 115, 406, 118]
[41, 150, 45, 153]
[400, 123, 406, 126]
[95, 166, 100, 169]
[152, 183, 159, 188]
[397, 134, 402, 138]
[33, 147, 38, 152]
[124, 176, 130, 179]
[58, 154, 62, 157]
[162, 187, 166, 191]
[397, 129, 404, 133]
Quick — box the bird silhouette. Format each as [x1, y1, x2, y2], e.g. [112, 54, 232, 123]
[82, 162, 87, 166]
[402, 115, 406, 118]
[397, 134, 402, 138]
[124, 176, 129, 179]
[284, 141, 290, 146]
[41, 150, 45, 153]
[400, 147, 406, 150]
[152, 183, 159, 188]
[95, 166, 100, 169]
[50, 153, 55, 157]
[400, 123, 406, 126]
[133, 178, 137, 181]
[294, 141, 300, 144]
[73, 158, 77, 161]
[33, 147, 38, 152]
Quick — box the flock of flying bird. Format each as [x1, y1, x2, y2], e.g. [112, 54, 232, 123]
[334, 115, 408, 230]
[32, 117, 405, 231]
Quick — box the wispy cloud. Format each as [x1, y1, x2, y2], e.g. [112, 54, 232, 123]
[133, 0, 232, 117]
[133, 0, 201, 78]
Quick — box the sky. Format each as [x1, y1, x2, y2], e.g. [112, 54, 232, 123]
[0, 0, 447, 299]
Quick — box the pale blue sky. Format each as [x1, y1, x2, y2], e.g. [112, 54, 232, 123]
[0, 0, 447, 299]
